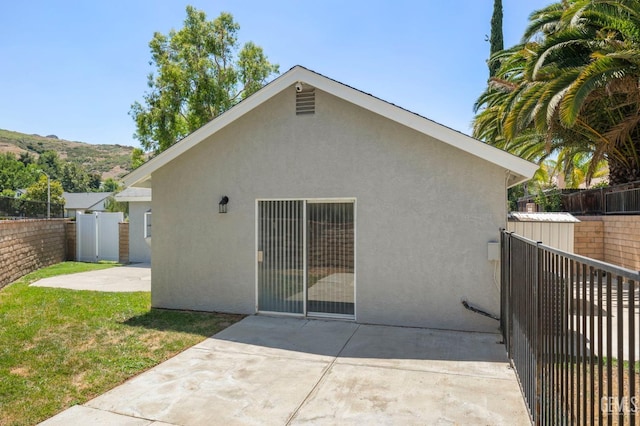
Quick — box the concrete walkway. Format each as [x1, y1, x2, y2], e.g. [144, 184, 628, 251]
[30, 263, 151, 292]
[40, 315, 530, 425]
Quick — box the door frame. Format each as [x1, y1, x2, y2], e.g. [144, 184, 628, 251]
[255, 198, 357, 320]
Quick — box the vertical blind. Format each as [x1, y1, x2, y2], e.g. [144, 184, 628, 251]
[257, 200, 304, 313]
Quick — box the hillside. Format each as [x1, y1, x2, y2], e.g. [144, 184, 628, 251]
[0, 129, 134, 179]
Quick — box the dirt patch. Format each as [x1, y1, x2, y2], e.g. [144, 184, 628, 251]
[9, 366, 30, 377]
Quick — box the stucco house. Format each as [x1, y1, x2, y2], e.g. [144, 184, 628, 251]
[63, 192, 113, 218]
[124, 66, 536, 332]
[114, 187, 152, 263]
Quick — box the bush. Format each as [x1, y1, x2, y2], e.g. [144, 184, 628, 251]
[535, 186, 562, 212]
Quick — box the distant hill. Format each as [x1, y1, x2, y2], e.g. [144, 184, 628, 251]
[0, 129, 134, 179]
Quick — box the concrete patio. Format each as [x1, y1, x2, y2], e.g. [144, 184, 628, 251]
[30, 263, 151, 292]
[40, 315, 529, 425]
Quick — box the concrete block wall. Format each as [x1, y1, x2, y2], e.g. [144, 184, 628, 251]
[574, 215, 640, 271]
[0, 219, 67, 289]
[119, 222, 129, 264]
[65, 221, 76, 261]
[603, 216, 640, 270]
[307, 223, 354, 270]
[574, 216, 604, 261]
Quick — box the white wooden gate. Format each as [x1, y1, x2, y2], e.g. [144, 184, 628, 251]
[76, 212, 123, 262]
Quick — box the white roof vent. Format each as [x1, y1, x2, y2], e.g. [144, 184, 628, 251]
[295, 83, 315, 115]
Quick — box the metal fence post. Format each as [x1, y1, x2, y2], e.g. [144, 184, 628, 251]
[535, 240, 543, 424]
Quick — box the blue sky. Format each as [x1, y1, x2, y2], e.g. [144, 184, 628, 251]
[0, 0, 552, 148]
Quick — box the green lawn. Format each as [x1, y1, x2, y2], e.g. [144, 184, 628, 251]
[0, 262, 243, 426]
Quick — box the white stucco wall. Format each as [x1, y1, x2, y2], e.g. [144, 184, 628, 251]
[152, 86, 508, 332]
[128, 201, 151, 263]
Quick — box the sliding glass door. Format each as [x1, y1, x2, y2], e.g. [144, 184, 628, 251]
[257, 199, 354, 318]
[306, 202, 354, 316]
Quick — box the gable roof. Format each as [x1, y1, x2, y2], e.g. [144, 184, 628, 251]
[114, 187, 151, 202]
[124, 66, 537, 188]
[63, 192, 113, 210]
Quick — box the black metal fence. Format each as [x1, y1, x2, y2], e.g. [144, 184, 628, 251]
[501, 230, 639, 425]
[0, 196, 64, 219]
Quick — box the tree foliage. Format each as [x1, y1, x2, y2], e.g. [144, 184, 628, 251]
[103, 196, 128, 214]
[89, 173, 102, 191]
[60, 162, 90, 192]
[32, 150, 102, 192]
[130, 148, 145, 170]
[22, 175, 64, 204]
[101, 178, 121, 192]
[36, 151, 62, 180]
[0, 153, 39, 192]
[130, 6, 279, 154]
[0, 149, 107, 198]
[489, 0, 504, 77]
[18, 152, 35, 166]
[474, 0, 640, 185]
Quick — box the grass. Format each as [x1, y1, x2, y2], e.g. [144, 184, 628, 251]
[0, 262, 243, 426]
[545, 357, 640, 425]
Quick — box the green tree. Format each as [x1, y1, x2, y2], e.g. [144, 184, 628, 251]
[22, 175, 64, 204]
[474, 0, 640, 185]
[36, 151, 62, 180]
[18, 151, 35, 166]
[131, 147, 145, 169]
[0, 153, 38, 192]
[88, 173, 102, 191]
[60, 162, 90, 192]
[488, 0, 503, 77]
[101, 179, 126, 213]
[103, 196, 128, 214]
[102, 178, 121, 192]
[555, 152, 609, 189]
[535, 187, 563, 212]
[507, 184, 525, 211]
[130, 6, 279, 154]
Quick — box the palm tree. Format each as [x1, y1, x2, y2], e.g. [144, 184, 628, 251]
[555, 151, 609, 188]
[474, 0, 640, 185]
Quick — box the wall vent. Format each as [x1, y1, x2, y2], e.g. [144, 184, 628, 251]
[296, 88, 315, 115]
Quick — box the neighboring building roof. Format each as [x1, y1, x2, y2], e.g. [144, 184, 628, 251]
[114, 187, 152, 202]
[124, 66, 538, 189]
[63, 192, 113, 210]
[509, 212, 580, 223]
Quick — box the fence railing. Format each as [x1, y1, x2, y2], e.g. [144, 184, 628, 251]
[501, 230, 639, 425]
[0, 196, 64, 219]
[606, 188, 640, 214]
[563, 189, 606, 215]
[519, 181, 640, 215]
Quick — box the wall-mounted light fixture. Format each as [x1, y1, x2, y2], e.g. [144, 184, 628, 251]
[219, 196, 229, 213]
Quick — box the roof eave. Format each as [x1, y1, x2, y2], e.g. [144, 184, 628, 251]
[123, 69, 301, 188]
[123, 65, 538, 188]
[506, 166, 538, 188]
